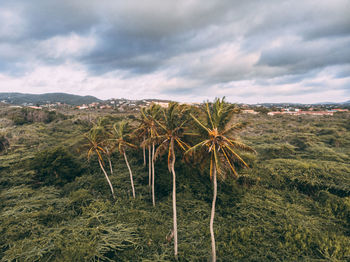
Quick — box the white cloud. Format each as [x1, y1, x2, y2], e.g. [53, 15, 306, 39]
[38, 33, 96, 59]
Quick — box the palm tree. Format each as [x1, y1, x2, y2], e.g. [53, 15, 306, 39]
[187, 98, 255, 262]
[140, 104, 161, 206]
[94, 117, 116, 176]
[86, 126, 116, 200]
[155, 103, 191, 257]
[113, 120, 137, 199]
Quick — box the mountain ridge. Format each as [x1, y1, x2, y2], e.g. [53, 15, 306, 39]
[0, 92, 102, 106]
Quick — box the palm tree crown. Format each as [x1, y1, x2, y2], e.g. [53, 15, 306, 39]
[113, 120, 136, 155]
[189, 98, 254, 179]
[155, 102, 190, 168]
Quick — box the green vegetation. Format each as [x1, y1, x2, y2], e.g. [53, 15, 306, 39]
[0, 133, 9, 153]
[0, 92, 101, 105]
[0, 100, 349, 261]
[9, 108, 66, 125]
[30, 147, 84, 186]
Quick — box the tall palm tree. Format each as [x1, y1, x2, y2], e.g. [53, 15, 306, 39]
[94, 117, 116, 176]
[187, 98, 255, 262]
[140, 104, 161, 206]
[86, 126, 116, 200]
[113, 120, 137, 199]
[155, 103, 191, 257]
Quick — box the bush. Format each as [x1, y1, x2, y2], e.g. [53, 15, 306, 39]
[0, 133, 9, 153]
[288, 134, 316, 150]
[258, 143, 296, 160]
[258, 159, 350, 196]
[11, 108, 66, 125]
[31, 146, 84, 186]
[0, 190, 136, 262]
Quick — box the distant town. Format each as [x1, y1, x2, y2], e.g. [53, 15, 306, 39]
[1, 97, 349, 116]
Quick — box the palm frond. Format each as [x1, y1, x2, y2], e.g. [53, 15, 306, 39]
[221, 147, 238, 177]
[224, 138, 256, 153]
[175, 137, 190, 151]
[190, 113, 210, 132]
[224, 144, 249, 168]
[185, 139, 210, 154]
[222, 122, 247, 135]
[206, 102, 215, 129]
[96, 150, 104, 163]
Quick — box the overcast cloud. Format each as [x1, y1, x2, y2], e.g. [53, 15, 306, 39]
[0, 0, 349, 103]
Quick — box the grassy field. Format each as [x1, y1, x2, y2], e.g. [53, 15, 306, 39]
[0, 107, 349, 261]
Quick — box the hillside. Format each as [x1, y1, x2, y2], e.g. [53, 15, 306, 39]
[0, 92, 101, 105]
[0, 105, 349, 261]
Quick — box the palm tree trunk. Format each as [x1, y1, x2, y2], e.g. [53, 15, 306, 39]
[98, 158, 116, 200]
[124, 152, 135, 199]
[108, 156, 113, 176]
[170, 138, 178, 257]
[148, 144, 151, 187]
[143, 135, 146, 166]
[106, 149, 113, 175]
[152, 142, 156, 207]
[210, 163, 217, 262]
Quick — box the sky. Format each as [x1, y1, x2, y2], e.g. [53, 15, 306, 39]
[0, 0, 349, 103]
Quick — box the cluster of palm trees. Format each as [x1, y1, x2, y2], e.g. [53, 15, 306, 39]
[85, 98, 255, 261]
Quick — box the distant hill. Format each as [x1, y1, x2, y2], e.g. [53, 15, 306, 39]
[0, 93, 102, 106]
[313, 100, 350, 105]
[255, 100, 350, 107]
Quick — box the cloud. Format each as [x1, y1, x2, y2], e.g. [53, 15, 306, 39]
[38, 33, 96, 59]
[0, 0, 349, 103]
[257, 37, 350, 72]
[0, 8, 25, 40]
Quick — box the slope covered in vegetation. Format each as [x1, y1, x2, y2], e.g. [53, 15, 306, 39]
[0, 104, 349, 261]
[0, 92, 101, 106]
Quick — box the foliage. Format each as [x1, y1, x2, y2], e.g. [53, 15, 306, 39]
[0, 101, 349, 261]
[0, 186, 137, 261]
[112, 120, 136, 154]
[11, 108, 66, 125]
[188, 98, 255, 178]
[30, 146, 84, 186]
[0, 133, 9, 153]
[0, 92, 101, 105]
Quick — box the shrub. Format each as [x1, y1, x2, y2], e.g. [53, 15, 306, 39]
[31, 146, 84, 186]
[288, 134, 316, 150]
[257, 143, 296, 160]
[11, 108, 66, 125]
[0, 133, 9, 153]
